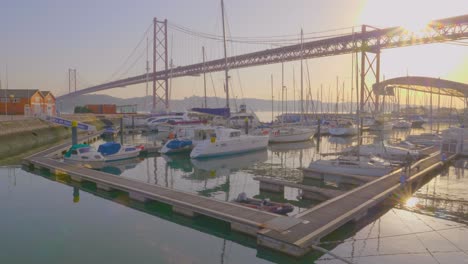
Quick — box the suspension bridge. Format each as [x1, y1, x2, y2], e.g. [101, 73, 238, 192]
[57, 14, 468, 113]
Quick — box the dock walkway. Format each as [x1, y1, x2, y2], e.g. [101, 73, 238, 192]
[257, 151, 452, 255]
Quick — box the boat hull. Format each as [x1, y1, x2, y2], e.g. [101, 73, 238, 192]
[329, 127, 357, 136]
[307, 160, 392, 177]
[190, 135, 269, 159]
[269, 129, 315, 143]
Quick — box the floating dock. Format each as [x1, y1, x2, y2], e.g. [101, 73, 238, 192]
[22, 136, 455, 257]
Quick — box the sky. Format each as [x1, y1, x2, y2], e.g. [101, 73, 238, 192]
[0, 0, 467, 108]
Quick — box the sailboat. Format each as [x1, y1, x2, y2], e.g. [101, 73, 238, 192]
[268, 36, 315, 143]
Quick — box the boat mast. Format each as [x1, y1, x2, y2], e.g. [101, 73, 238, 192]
[221, 0, 229, 109]
[300, 28, 304, 123]
[202, 46, 207, 108]
[145, 37, 149, 112]
[271, 74, 274, 123]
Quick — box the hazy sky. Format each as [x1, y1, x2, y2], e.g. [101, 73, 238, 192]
[1, 0, 467, 108]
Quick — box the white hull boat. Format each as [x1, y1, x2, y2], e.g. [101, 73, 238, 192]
[306, 156, 393, 177]
[393, 120, 412, 129]
[190, 128, 269, 159]
[329, 126, 358, 136]
[269, 127, 315, 143]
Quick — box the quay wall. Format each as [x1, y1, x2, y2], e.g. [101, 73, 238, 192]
[0, 114, 119, 164]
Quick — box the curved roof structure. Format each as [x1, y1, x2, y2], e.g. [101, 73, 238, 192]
[373, 76, 468, 98]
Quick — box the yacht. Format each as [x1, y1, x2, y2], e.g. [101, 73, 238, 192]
[190, 127, 269, 159]
[305, 156, 394, 177]
[329, 120, 358, 136]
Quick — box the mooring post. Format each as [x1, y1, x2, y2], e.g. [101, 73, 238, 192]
[71, 120, 78, 145]
[120, 117, 124, 144]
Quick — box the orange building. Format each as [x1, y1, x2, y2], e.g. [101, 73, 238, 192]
[0, 89, 56, 116]
[41, 91, 56, 116]
[86, 104, 116, 114]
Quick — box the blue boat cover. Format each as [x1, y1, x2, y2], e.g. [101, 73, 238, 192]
[166, 139, 193, 150]
[98, 142, 121, 156]
[191, 107, 230, 118]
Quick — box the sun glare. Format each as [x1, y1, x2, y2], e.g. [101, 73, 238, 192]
[405, 197, 419, 208]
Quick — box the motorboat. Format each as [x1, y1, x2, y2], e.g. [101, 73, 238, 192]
[160, 126, 216, 154]
[410, 116, 426, 128]
[268, 127, 315, 143]
[97, 142, 141, 161]
[305, 155, 394, 177]
[190, 127, 269, 159]
[63, 144, 106, 168]
[146, 114, 189, 131]
[101, 126, 119, 137]
[393, 120, 412, 129]
[234, 192, 294, 215]
[329, 120, 358, 136]
[157, 119, 206, 133]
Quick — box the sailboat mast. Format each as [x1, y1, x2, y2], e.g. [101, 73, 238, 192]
[300, 29, 304, 121]
[271, 74, 274, 123]
[293, 66, 296, 113]
[281, 62, 284, 117]
[202, 46, 207, 108]
[145, 37, 149, 112]
[221, 0, 229, 108]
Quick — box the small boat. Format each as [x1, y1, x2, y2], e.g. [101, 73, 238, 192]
[392, 120, 412, 129]
[97, 142, 141, 161]
[101, 126, 119, 137]
[63, 144, 106, 168]
[306, 155, 394, 177]
[329, 120, 358, 136]
[160, 126, 215, 154]
[161, 138, 194, 154]
[234, 192, 294, 215]
[190, 127, 269, 159]
[410, 116, 426, 128]
[268, 127, 315, 143]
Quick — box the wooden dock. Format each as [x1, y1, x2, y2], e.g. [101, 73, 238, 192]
[22, 136, 454, 257]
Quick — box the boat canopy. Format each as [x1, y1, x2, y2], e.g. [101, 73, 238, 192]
[191, 107, 230, 118]
[98, 142, 122, 156]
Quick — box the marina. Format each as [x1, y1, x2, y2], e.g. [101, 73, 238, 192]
[1, 1, 467, 263]
[19, 122, 461, 258]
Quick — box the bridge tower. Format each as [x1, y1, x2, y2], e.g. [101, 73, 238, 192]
[152, 18, 169, 113]
[359, 25, 381, 115]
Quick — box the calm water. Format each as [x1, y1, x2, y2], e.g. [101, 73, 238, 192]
[1, 123, 467, 263]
